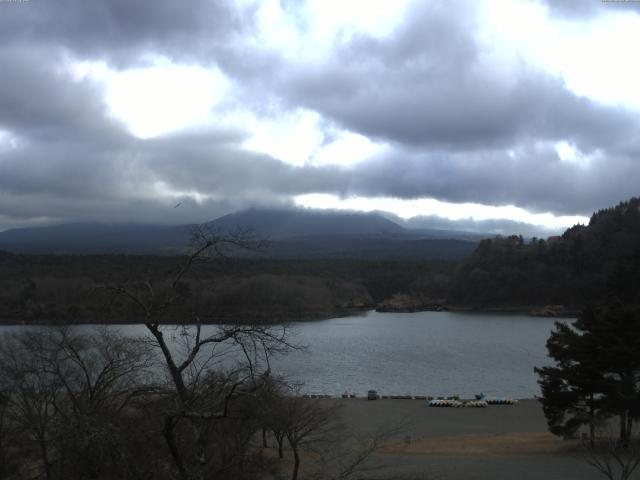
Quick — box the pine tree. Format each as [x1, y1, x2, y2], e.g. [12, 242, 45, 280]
[536, 315, 606, 445]
[536, 303, 640, 445]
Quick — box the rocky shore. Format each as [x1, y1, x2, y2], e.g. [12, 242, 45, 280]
[528, 304, 582, 318]
[376, 294, 446, 313]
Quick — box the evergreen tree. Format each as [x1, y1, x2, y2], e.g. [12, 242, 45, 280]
[536, 303, 640, 445]
[536, 314, 606, 445]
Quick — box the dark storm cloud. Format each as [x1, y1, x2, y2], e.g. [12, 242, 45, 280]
[340, 145, 640, 216]
[0, 46, 115, 136]
[0, 0, 308, 217]
[141, 136, 344, 198]
[0, 189, 289, 230]
[291, 62, 639, 153]
[267, 0, 640, 216]
[400, 214, 561, 238]
[0, 0, 249, 67]
[0, 118, 345, 227]
[539, 0, 640, 18]
[281, 2, 638, 154]
[0, 0, 639, 233]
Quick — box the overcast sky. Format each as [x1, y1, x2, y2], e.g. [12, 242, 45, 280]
[1, 0, 639, 235]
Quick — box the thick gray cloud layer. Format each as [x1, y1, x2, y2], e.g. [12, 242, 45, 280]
[0, 0, 638, 232]
[400, 214, 560, 238]
[540, 0, 640, 18]
[0, 0, 247, 66]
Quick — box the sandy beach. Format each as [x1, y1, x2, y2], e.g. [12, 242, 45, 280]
[324, 398, 602, 480]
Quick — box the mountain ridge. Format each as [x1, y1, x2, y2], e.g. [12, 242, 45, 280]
[206, 208, 407, 238]
[0, 208, 478, 259]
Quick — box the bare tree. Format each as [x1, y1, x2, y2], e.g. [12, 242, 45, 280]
[0, 332, 61, 480]
[0, 328, 156, 480]
[254, 375, 294, 459]
[107, 225, 295, 480]
[28, 328, 154, 415]
[311, 423, 404, 480]
[584, 436, 640, 480]
[46, 328, 154, 479]
[280, 396, 342, 480]
[273, 394, 398, 480]
[0, 384, 17, 479]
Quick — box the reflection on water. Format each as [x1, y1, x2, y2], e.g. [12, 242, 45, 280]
[0, 310, 566, 398]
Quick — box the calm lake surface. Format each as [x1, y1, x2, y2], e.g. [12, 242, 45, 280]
[272, 310, 563, 398]
[0, 311, 565, 398]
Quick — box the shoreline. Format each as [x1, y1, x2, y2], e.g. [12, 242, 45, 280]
[377, 304, 581, 318]
[0, 304, 579, 326]
[0, 307, 372, 326]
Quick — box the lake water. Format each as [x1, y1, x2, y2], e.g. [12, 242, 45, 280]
[273, 310, 563, 398]
[0, 311, 565, 398]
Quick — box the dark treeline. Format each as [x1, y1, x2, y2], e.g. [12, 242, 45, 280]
[0, 254, 455, 324]
[449, 197, 640, 309]
[3, 197, 640, 324]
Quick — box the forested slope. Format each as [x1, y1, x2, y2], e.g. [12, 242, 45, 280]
[0, 253, 455, 324]
[449, 197, 640, 308]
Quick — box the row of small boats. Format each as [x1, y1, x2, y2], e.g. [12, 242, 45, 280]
[428, 397, 518, 407]
[307, 391, 519, 405]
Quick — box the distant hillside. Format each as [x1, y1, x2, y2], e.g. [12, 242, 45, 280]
[449, 197, 640, 308]
[0, 223, 188, 254]
[0, 208, 477, 259]
[208, 208, 407, 237]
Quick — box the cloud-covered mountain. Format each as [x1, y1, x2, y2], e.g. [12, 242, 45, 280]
[209, 209, 406, 238]
[0, 208, 478, 259]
